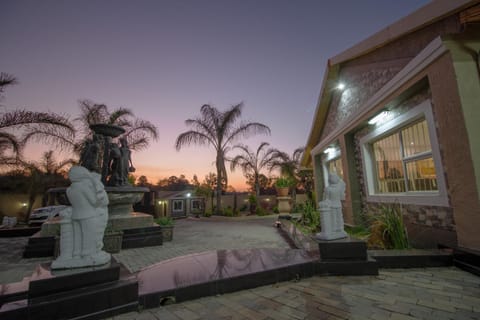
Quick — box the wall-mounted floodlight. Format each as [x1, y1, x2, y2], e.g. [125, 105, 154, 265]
[368, 111, 390, 125]
[336, 83, 345, 90]
[323, 147, 336, 155]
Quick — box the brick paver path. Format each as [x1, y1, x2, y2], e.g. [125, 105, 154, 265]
[110, 267, 480, 320]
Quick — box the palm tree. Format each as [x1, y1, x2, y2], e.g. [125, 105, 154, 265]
[269, 147, 305, 204]
[20, 150, 76, 221]
[0, 73, 75, 166]
[75, 99, 158, 151]
[230, 142, 279, 199]
[175, 103, 270, 214]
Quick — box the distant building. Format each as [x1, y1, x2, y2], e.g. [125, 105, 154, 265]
[155, 190, 205, 218]
[302, 0, 480, 251]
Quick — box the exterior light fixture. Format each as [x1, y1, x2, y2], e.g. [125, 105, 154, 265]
[22, 202, 27, 207]
[336, 83, 345, 90]
[368, 111, 390, 125]
[186, 193, 191, 198]
[324, 147, 336, 155]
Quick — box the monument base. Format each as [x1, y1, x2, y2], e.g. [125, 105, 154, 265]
[317, 236, 368, 261]
[107, 212, 154, 230]
[277, 196, 291, 216]
[315, 230, 348, 241]
[316, 237, 378, 275]
[0, 262, 138, 320]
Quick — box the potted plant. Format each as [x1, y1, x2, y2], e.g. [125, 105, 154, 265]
[155, 216, 174, 242]
[275, 176, 292, 197]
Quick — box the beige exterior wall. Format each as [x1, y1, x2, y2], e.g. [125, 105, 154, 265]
[203, 194, 309, 213]
[429, 43, 480, 250]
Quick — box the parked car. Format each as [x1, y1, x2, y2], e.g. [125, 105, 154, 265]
[28, 205, 67, 225]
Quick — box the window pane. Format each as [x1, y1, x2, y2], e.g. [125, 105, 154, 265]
[173, 200, 183, 211]
[402, 119, 431, 157]
[372, 134, 405, 193]
[406, 158, 438, 191]
[327, 158, 343, 180]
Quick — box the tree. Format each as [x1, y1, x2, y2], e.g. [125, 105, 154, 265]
[230, 142, 278, 199]
[20, 150, 75, 221]
[269, 147, 305, 203]
[75, 99, 158, 151]
[245, 173, 275, 195]
[155, 174, 192, 190]
[175, 103, 270, 214]
[0, 73, 75, 166]
[136, 175, 150, 187]
[195, 172, 217, 213]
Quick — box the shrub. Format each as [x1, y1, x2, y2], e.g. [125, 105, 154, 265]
[275, 176, 293, 188]
[301, 200, 320, 232]
[155, 216, 174, 226]
[369, 203, 409, 249]
[204, 210, 212, 217]
[224, 206, 234, 217]
[273, 206, 279, 214]
[256, 206, 268, 216]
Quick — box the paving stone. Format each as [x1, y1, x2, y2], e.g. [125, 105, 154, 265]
[152, 308, 182, 320]
[417, 299, 456, 313]
[172, 308, 201, 320]
[389, 313, 417, 320]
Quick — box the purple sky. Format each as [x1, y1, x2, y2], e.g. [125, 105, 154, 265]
[1, 0, 430, 190]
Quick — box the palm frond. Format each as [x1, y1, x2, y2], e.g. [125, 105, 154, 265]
[0, 73, 18, 93]
[175, 130, 214, 151]
[0, 131, 21, 155]
[224, 122, 270, 148]
[108, 107, 133, 125]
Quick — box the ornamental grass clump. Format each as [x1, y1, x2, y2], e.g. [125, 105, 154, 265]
[369, 203, 409, 249]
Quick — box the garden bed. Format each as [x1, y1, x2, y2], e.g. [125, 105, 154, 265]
[280, 218, 453, 268]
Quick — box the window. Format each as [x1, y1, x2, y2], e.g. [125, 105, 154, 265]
[322, 145, 344, 186]
[327, 157, 344, 180]
[191, 199, 202, 211]
[360, 100, 448, 206]
[372, 119, 437, 193]
[172, 199, 183, 212]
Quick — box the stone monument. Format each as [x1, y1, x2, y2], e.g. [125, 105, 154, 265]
[52, 166, 110, 269]
[38, 123, 159, 257]
[316, 173, 348, 240]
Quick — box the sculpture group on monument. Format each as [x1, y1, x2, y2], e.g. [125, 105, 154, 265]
[52, 125, 138, 269]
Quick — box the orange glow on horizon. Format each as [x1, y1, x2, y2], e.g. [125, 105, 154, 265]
[134, 165, 250, 192]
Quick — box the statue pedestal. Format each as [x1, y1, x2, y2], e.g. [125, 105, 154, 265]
[106, 186, 150, 216]
[277, 196, 291, 219]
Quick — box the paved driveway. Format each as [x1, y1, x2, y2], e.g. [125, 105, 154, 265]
[113, 215, 290, 272]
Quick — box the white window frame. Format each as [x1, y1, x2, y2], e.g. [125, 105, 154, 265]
[191, 199, 202, 211]
[360, 99, 449, 206]
[172, 199, 184, 212]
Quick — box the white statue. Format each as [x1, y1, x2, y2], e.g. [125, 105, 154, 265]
[52, 166, 111, 269]
[316, 173, 348, 240]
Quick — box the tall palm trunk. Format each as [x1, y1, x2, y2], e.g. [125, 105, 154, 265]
[216, 152, 223, 214]
[254, 173, 260, 199]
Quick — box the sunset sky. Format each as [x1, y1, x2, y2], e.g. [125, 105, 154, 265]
[1, 0, 430, 191]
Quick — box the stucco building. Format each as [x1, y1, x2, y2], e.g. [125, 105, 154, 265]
[302, 0, 480, 251]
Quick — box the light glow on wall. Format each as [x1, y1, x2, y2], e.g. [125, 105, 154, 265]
[368, 111, 391, 125]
